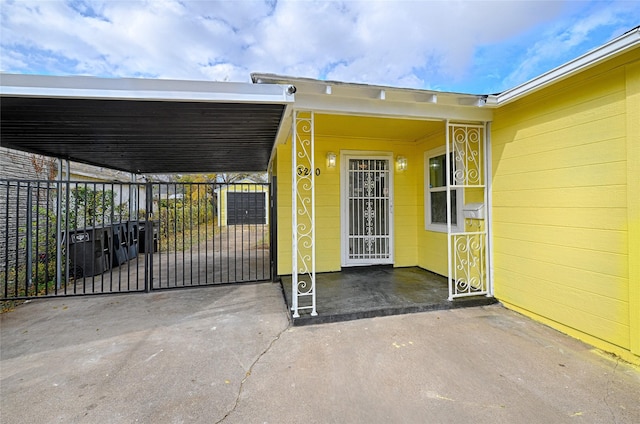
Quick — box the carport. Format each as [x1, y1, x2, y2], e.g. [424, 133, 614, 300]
[1, 73, 293, 299]
[1, 73, 294, 173]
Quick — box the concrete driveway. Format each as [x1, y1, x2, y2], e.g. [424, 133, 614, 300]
[1, 283, 639, 423]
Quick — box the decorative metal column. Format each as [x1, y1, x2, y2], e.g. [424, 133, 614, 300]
[291, 111, 317, 317]
[446, 122, 490, 300]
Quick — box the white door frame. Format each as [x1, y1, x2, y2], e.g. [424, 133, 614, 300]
[340, 151, 394, 266]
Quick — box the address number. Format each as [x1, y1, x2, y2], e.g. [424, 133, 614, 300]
[296, 166, 311, 176]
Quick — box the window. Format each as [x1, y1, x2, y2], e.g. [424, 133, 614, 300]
[425, 148, 463, 232]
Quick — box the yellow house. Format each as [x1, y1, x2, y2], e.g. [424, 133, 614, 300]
[255, 27, 639, 363]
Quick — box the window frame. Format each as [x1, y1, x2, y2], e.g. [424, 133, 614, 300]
[424, 147, 464, 233]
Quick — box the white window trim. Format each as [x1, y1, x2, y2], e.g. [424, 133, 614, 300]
[424, 147, 464, 233]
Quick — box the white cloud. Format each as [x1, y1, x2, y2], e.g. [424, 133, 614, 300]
[0, 0, 637, 91]
[501, 1, 636, 90]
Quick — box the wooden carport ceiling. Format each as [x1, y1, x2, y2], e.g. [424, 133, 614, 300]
[1, 96, 286, 174]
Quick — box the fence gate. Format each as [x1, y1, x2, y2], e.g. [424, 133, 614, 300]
[1, 180, 271, 300]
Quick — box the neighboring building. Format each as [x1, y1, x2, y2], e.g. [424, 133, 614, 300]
[216, 182, 269, 226]
[259, 27, 639, 363]
[1, 146, 134, 182]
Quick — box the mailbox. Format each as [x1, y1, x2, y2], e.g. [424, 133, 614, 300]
[463, 203, 485, 220]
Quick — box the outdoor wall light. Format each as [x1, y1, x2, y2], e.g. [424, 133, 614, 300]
[326, 152, 337, 168]
[396, 156, 408, 171]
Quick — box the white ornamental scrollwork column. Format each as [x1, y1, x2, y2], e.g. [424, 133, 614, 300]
[447, 122, 489, 300]
[292, 110, 317, 317]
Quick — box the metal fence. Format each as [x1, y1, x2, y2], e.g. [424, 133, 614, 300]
[1, 180, 271, 300]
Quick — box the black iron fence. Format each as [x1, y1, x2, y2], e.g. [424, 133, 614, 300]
[1, 180, 271, 300]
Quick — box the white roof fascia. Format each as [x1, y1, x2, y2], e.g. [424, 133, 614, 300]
[0, 73, 295, 104]
[496, 27, 640, 106]
[291, 93, 493, 122]
[253, 74, 493, 121]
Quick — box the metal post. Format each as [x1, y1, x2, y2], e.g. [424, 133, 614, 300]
[291, 112, 299, 316]
[26, 184, 33, 287]
[446, 120, 453, 301]
[310, 115, 317, 316]
[64, 160, 70, 290]
[144, 182, 153, 293]
[55, 158, 63, 289]
[291, 111, 317, 317]
[484, 122, 494, 297]
[130, 173, 136, 220]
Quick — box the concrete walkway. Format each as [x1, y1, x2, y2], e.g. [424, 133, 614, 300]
[1, 284, 639, 423]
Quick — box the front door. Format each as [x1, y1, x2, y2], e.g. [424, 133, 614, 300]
[341, 154, 394, 266]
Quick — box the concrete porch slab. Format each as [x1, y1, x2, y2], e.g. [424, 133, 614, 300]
[281, 266, 497, 325]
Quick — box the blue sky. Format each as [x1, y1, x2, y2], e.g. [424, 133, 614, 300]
[1, 1, 638, 94]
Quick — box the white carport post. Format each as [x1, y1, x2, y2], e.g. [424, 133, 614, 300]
[291, 110, 317, 317]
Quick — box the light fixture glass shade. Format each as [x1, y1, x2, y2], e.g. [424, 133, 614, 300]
[326, 152, 336, 168]
[397, 156, 407, 171]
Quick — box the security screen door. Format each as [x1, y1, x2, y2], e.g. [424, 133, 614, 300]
[342, 156, 393, 265]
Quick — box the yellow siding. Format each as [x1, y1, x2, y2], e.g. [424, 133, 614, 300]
[392, 140, 418, 267]
[625, 59, 640, 357]
[491, 48, 639, 357]
[416, 129, 449, 275]
[275, 144, 292, 275]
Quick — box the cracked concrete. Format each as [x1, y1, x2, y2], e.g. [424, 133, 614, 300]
[603, 357, 622, 424]
[2, 284, 639, 423]
[215, 323, 288, 424]
[1, 282, 290, 424]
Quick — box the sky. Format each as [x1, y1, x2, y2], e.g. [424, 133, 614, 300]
[0, 0, 638, 94]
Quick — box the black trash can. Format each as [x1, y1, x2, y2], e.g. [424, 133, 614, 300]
[126, 221, 139, 259]
[138, 220, 158, 253]
[66, 225, 112, 278]
[111, 223, 129, 267]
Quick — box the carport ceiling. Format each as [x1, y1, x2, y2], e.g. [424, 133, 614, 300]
[1, 96, 286, 174]
[0, 73, 293, 174]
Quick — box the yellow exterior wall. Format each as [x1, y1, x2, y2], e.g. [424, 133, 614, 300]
[417, 130, 449, 276]
[491, 48, 640, 361]
[274, 116, 422, 275]
[625, 58, 640, 359]
[275, 143, 292, 275]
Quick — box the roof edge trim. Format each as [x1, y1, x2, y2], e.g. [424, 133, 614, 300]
[0, 73, 295, 104]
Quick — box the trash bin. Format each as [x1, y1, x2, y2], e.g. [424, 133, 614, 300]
[66, 225, 112, 278]
[126, 221, 139, 259]
[111, 223, 129, 267]
[138, 220, 158, 253]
